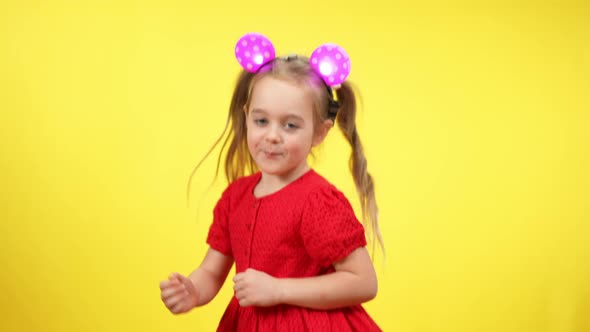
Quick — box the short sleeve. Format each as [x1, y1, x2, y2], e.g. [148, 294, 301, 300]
[300, 186, 367, 267]
[206, 187, 233, 257]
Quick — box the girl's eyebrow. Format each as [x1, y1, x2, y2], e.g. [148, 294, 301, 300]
[284, 114, 304, 122]
[250, 108, 267, 115]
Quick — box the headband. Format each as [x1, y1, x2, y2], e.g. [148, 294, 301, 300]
[234, 32, 351, 87]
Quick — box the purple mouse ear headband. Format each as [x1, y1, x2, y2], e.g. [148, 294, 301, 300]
[234, 32, 351, 119]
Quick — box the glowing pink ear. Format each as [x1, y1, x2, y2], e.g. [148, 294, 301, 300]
[235, 33, 276, 73]
[310, 44, 351, 86]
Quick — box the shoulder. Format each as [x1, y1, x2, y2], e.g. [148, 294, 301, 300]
[218, 172, 261, 202]
[298, 169, 335, 190]
[303, 170, 352, 208]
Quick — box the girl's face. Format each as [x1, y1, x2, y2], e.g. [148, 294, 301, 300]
[245, 76, 326, 181]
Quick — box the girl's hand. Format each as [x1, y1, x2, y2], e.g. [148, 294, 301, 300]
[233, 268, 281, 307]
[160, 272, 199, 314]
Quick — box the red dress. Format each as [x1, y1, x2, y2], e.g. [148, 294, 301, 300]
[207, 169, 381, 331]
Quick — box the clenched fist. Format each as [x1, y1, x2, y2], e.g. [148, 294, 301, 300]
[160, 272, 199, 314]
[233, 268, 282, 307]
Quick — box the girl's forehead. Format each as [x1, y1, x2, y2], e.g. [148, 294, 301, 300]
[252, 75, 305, 92]
[250, 77, 314, 109]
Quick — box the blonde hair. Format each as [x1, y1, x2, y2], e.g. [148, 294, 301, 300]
[188, 56, 384, 254]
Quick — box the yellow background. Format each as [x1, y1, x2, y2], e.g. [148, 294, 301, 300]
[1, 1, 589, 331]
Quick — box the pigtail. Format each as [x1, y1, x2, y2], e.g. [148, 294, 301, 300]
[222, 70, 258, 183]
[334, 82, 384, 256]
[187, 70, 257, 202]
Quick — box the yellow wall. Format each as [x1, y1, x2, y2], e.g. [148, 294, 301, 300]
[1, 1, 589, 331]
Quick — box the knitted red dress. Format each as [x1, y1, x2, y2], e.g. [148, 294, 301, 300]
[207, 169, 381, 331]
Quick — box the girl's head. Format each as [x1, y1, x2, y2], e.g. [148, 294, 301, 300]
[243, 57, 334, 182]
[189, 35, 384, 254]
[224, 56, 357, 181]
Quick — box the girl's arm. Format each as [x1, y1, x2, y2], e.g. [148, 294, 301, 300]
[233, 247, 377, 310]
[188, 247, 235, 306]
[278, 247, 377, 309]
[161, 247, 234, 313]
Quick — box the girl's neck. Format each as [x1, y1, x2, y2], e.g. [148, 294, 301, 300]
[254, 164, 310, 198]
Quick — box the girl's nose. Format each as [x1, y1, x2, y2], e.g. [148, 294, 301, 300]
[264, 125, 281, 143]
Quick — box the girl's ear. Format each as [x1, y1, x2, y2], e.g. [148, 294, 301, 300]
[312, 119, 333, 147]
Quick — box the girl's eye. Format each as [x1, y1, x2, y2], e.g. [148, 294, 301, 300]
[285, 123, 299, 130]
[254, 119, 267, 126]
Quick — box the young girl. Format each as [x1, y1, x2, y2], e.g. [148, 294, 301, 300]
[160, 33, 384, 331]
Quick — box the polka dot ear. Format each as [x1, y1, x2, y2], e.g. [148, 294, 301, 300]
[235, 33, 276, 73]
[310, 44, 351, 87]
